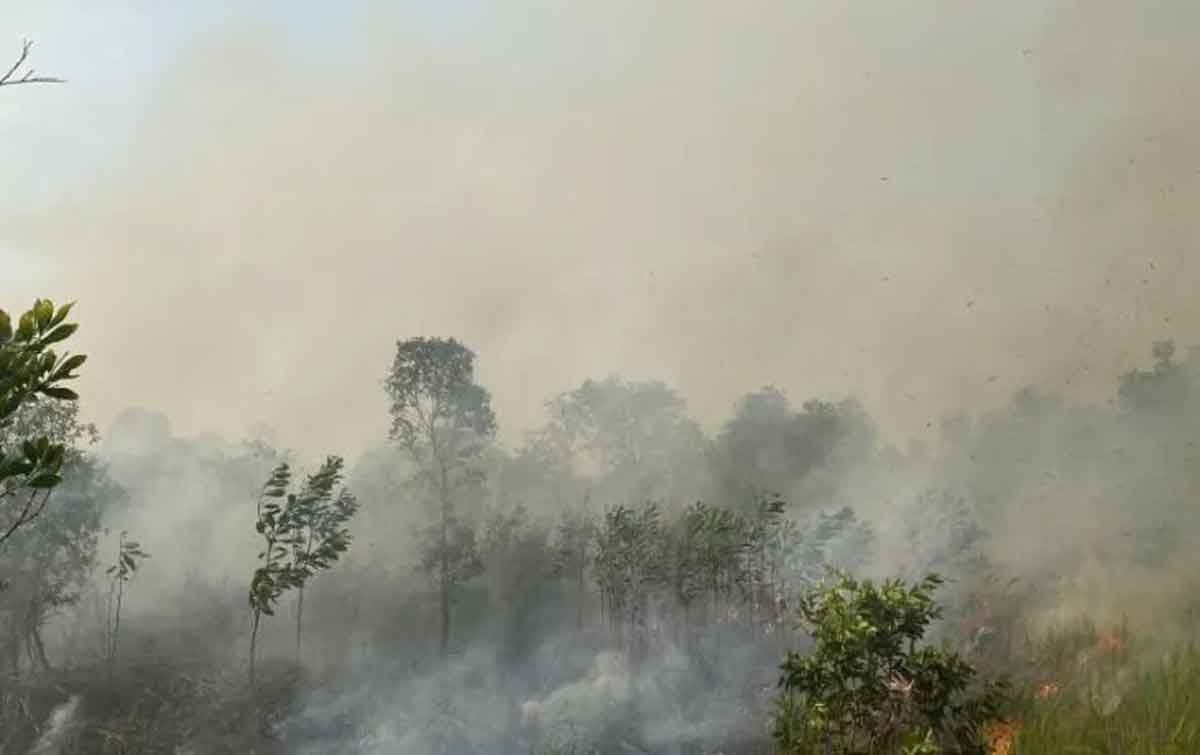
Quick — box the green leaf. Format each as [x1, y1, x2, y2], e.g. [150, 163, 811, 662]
[41, 322, 78, 345]
[28, 473, 62, 489]
[33, 299, 54, 329]
[0, 310, 11, 343]
[16, 311, 36, 341]
[39, 386, 79, 401]
[52, 353, 86, 381]
[47, 301, 75, 329]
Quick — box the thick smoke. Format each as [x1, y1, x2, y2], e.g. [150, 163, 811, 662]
[27, 695, 81, 754]
[2, 1, 1200, 752]
[2, 1, 1199, 461]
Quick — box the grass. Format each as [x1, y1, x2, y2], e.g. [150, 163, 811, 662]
[988, 618, 1200, 754]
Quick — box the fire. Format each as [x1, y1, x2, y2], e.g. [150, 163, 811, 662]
[985, 719, 1021, 755]
[1093, 627, 1127, 657]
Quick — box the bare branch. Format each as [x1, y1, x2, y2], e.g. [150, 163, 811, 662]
[0, 39, 65, 89]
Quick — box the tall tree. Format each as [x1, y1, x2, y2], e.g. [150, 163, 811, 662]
[712, 387, 873, 510]
[541, 376, 709, 505]
[384, 337, 496, 658]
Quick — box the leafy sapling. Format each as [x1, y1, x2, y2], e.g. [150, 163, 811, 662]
[248, 462, 299, 688]
[105, 530, 149, 681]
[287, 456, 359, 659]
[247, 457, 358, 685]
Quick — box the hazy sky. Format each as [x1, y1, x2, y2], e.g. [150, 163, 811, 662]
[2, 1, 1198, 460]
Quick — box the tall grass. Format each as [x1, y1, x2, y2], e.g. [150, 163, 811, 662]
[1003, 618, 1200, 754]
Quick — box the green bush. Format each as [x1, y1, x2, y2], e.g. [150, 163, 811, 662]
[773, 571, 1008, 754]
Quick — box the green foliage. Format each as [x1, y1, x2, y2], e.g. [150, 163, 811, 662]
[384, 337, 497, 458]
[106, 531, 149, 585]
[249, 458, 357, 618]
[416, 514, 483, 586]
[247, 456, 358, 677]
[0, 298, 86, 546]
[287, 456, 359, 583]
[712, 387, 874, 509]
[593, 502, 666, 632]
[0, 397, 114, 672]
[478, 504, 559, 660]
[1005, 637, 1200, 754]
[551, 503, 596, 582]
[674, 500, 747, 607]
[901, 492, 986, 583]
[249, 463, 301, 619]
[760, 504, 875, 615]
[385, 337, 497, 657]
[540, 376, 709, 503]
[105, 530, 149, 673]
[774, 572, 1008, 754]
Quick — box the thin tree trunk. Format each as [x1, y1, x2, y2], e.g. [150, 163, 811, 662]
[105, 583, 115, 664]
[438, 462, 451, 660]
[31, 625, 49, 671]
[439, 513, 450, 659]
[112, 579, 124, 667]
[576, 562, 585, 631]
[24, 630, 36, 669]
[25, 582, 48, 672]
[295, 585, 305, 663]
[249, 609, 262, 689]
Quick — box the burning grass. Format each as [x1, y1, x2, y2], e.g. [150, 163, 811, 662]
[992, 618, 1200, 754]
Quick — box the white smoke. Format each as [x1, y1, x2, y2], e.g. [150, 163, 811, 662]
[26, 695, 81, 755]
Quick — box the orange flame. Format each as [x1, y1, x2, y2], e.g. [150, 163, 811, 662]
[1036, 681, 1061, 700]
[985, 719, 1021, 755]
[1094, 627, 1127, 657]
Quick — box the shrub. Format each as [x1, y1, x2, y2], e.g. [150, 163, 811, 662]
[773, 571, 1008, 754]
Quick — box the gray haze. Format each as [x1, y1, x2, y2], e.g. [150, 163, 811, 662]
[2, 1, 1198, 461]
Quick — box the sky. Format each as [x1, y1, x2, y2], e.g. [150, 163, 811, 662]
[1, 1, 1199, 461]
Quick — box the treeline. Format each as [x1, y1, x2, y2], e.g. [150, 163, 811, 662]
[4, 300, 1200, 753]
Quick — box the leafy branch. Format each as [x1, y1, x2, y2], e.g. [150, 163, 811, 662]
[0, 299, 86, 548]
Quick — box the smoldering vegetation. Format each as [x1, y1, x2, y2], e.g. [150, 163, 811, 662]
[1, 336, 1200, 753]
